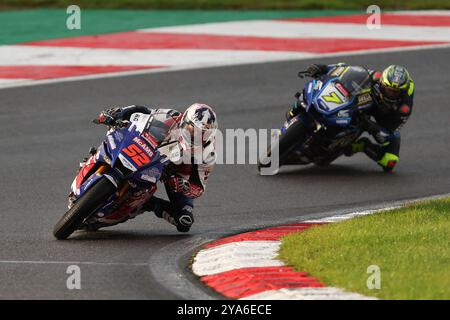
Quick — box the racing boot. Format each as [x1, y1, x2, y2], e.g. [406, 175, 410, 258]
[143, 197, 193, 232]
[345, 138, 399, 172]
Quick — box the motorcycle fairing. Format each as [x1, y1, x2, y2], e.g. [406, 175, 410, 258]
[304, 77, 371, 128]
[71, 115, 165, 200]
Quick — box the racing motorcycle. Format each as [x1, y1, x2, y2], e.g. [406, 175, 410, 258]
[53, 111, 182, 240]
[258, 66, 375, 173]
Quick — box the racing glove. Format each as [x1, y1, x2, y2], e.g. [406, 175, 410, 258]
[165, 175, 204, 199]
[93, 108, 121, 126]
[306, 64, 327, 78]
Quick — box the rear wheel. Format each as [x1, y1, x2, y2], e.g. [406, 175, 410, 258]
[53, 177, 117, 240]
[257, 119, 308, 173]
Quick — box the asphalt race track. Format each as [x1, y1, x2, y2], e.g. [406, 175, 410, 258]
[0, 48, 449, 299]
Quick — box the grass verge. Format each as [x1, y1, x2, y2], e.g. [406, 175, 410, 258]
[1, 0, 450, 10]
[279, 197, 450, 299]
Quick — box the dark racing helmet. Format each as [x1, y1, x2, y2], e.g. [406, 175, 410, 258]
[377, 65, 412, 109]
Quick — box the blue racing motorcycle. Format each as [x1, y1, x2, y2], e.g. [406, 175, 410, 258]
[258, 65, 375, 173]
[53, 111, 181, 240]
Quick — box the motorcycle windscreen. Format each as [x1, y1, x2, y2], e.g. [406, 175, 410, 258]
[338, 66, 372, 96]
[314, 67, 372, 116]
[135, 110, 182, 163]
[130, 110, 179, 146]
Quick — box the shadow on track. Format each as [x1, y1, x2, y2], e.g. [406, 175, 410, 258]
[274, 164, 395, 177]
[66, 230, 193, 241]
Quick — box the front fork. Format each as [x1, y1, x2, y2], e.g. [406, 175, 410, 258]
[283, 113, 321, 149]
[74, 164, 132, 229]
[92, 164, 130, 204]
[69, 160, 129, 207]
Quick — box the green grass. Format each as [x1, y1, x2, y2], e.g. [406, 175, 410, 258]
[1, 0, 450, 10]
[279, 197, 450, 300]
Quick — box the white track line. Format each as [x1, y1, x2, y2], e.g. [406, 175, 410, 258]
[1, 43, 449, 91]
[242, 287, 376, 300]
[1, 12, 450, 90]
[0, 260, 147, 266]
[0, 46, 311, 66]
[142, 20, 450, 42]
[0, 78, 29, 86]
[304, 193, 450, 223]
[303, 206, 400, 223]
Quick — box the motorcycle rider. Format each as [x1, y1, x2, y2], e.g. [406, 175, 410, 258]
[286, 63, 414, 172]
[86, 103, 217, 232]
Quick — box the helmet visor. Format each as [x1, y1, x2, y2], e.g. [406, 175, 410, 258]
[180, 121, 203, 147]
[381, 85, 401, 100]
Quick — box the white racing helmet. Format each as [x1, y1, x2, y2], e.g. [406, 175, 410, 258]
[178, 103, 218, 151]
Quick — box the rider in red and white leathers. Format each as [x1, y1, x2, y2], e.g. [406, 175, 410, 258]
[92, 103, 217, 232]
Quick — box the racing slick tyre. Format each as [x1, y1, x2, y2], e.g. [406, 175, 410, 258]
[257, 119, 307, 173]
[53, 177, 117, 240]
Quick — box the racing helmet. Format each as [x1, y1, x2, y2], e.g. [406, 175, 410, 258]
[178, 103, 218, 151]
[378, 65, 412, 108]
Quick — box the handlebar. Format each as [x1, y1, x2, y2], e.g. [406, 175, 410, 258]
[115, 120, 130, 127]
[92, 118, 129, 128]
[298, 71, 310, 79]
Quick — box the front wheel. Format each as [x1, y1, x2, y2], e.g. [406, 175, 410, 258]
[53, 177, 117, 240]
[257, 119, 308, 173]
